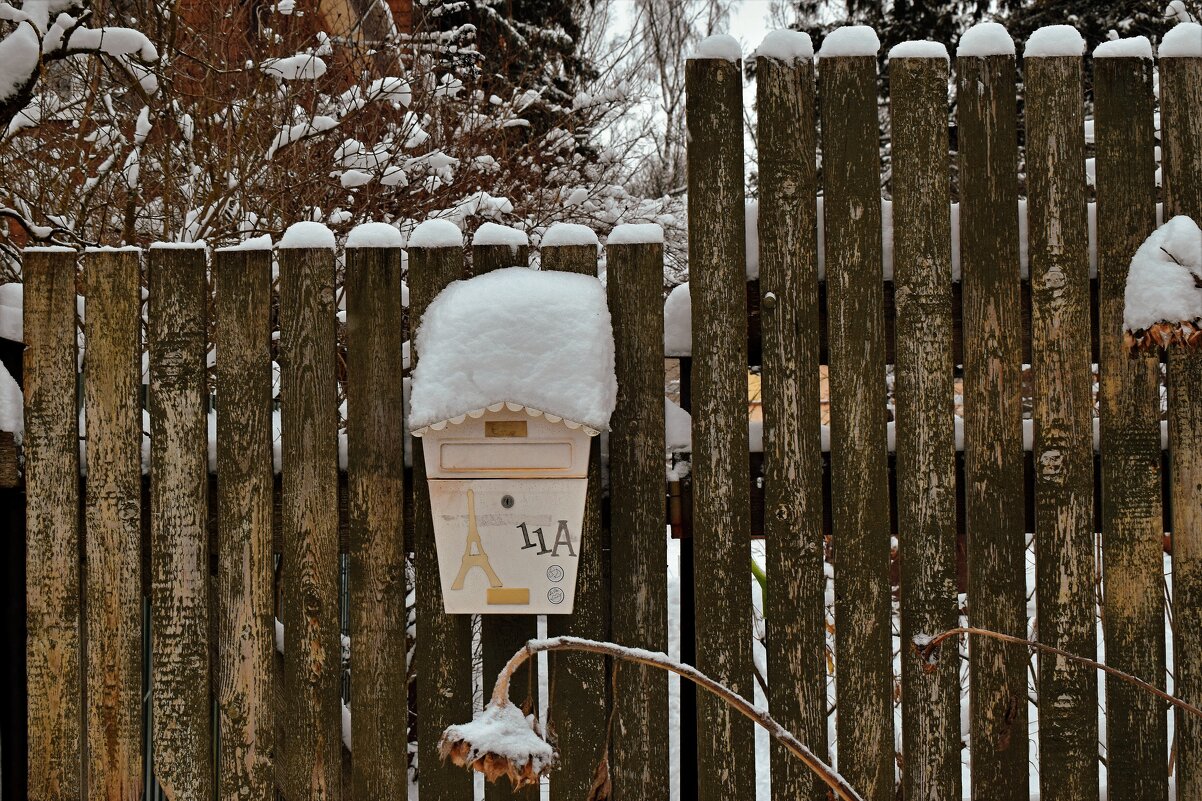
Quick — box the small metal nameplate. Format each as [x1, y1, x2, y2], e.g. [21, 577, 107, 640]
[485, 420, 528, 438]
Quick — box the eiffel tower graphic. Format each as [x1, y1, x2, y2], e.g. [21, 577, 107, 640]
[451, 489, 503, 590]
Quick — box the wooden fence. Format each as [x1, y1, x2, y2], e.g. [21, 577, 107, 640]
[8, 38, 1202, 801]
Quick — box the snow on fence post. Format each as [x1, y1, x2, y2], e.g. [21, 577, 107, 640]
[147, 243, 212, 800]
[889, 45, 960, 801]
[1093, 43, 1168, 801]
[1159, 36, 1202, 801]
[23, 246, 82, 801]
[816, 27, 895, 801]
[213, 242, 275, 801]
[685, 34, 756, 801]
[408, 221, 474, 801]
[754, 33, 828, 801]
[604, 224, 669, 801]
[469, 222, 541, 801]
[955, 28, 1029, 801]
[344, 225, 409, 799]
[541, 226, 612, 801]
[277, 225, 342, 801]
[1024, 29, 1099, 801]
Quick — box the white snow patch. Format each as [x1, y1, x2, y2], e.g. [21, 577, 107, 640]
[957, 22, 1014, 57]
[888, 41, 949, 60]
[1160, 22, 1202, 58]
[745, 200, 760, 280]
[818, 26, 881, 57]
[663, 283, 691, 358]
[0, 283, 23, 342]
[408, 219, 463, 249]
[755, 30, 813, 62]
[688, 33, 742, 61]
[279, 221, 335, 250]
[149, 240, 206, 249]
[607, 223, 664, 245]
[409, 267, 616, 431]
[1123, 215, 1202, 332]
[216, 235, 273, 252]
[1093, 36, 1153, 58]
[0, 361, 21, 435]
[665, 397, 692, 452]
[262, 54, 327, 81]
[1024, 25, 1085, 57]
[346, 222, 403, 249]
[541, 223, 598, 248]
[472, 222, 528, 248]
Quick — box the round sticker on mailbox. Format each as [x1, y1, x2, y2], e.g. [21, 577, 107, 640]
[548, 587, 565, 605]
[547, 565, 564, 582]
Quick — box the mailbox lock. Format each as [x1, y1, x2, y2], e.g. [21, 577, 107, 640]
[501, 494, 515, 509]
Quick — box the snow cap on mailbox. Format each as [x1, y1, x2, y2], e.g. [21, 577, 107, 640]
[409, 266, 617, 436]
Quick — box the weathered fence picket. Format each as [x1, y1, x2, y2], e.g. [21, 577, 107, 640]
[345, 237, 409, 798]
[1025, 48, 1099, 801]
[24, 247, 82, 801]
[891, 51, 960, 801]
[819, 46, 895, 801]
[1160, 45, 1202, 801]
[685, 49, 756, 801]
[11, 32, 1202, 801]
[755, 44, 828, 801]
[278, 238, 342, 801]
[148, 245, 212, 800]
[409, 231, 474, 801]
[543, 237, 612, 801]
[957, 45, 1029, 801]
[605, 231, 669, 801]
[214, 245, 275, 801]
[1093, 52, 1167, 801]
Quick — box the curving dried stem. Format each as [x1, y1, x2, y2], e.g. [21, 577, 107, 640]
[917, 626, 1202, 721]
[479, 635, 866, 801]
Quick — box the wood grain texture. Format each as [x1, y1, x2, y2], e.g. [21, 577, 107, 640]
[890, 54, 960, 801]
[1025, 54, 1099, 801]
[23, 247, 82, 801]
[604, 238, 668, 801]
[818, 54, 894, 801]
[345, 243, 408, 799]
[214, 247, 275, 801]
[471, 238, 540, 801]
[1093, 54, 1167, 801]
[148, 246, 212, 801]
[956, 52, 1029, 801]
[755, 51, 828, 801]
[83, 249, 145, 801]
[278, 245, 342, 801]
[409, 241, 475, 801]
[1160, 51, 1202, 801]
[685, 54, 756, 801]
[542, 242, 614, 801]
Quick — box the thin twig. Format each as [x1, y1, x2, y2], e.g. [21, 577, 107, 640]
[490, 636, 865, 801]
[918, 627, 1202, 721]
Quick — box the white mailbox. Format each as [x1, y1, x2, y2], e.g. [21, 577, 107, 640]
[408, 264, 615, 615]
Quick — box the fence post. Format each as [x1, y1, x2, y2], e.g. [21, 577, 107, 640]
[956, 34, 1028, 801]
[890, 47, 960, 801]
[1024, 39, 1098, 801]
[755, 39, 828, 801]
[1093, 47, 1167, 801]
[83, 247, 146, 801]
[24, 246, 82, 801]
[409, 222, 474, 801]
[817, 32, 895, 801]
[344, 229, 409, 798]
[277, 232, 342, 801]
[470, 225, 541, 801]
[543, 230, 614, 801]
[213, 244, 275, 801]
[685, 40, 756, 801]
[147, 243, 212, 801]
[605, 226, 669, 801]
[1159, 44, 1202, 801]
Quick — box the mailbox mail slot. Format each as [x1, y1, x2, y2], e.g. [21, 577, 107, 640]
[439, 440, 575, 472]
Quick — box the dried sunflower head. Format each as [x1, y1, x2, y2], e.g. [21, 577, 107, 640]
[439, 702, 557, 790]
